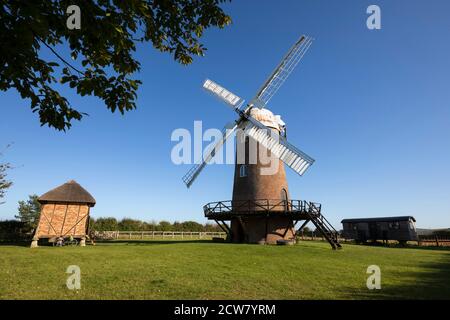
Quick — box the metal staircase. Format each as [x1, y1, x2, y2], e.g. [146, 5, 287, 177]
[306, 203, 342, 250]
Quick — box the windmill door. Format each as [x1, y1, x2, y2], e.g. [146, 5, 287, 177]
[281, 189, 289, 211]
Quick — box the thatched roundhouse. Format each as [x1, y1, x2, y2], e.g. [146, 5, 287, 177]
[31, 180, 95, 248]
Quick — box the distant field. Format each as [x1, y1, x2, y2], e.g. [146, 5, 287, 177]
[1, 241, 449, 300]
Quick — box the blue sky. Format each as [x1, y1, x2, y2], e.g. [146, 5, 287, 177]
[1, 0, 449, 229]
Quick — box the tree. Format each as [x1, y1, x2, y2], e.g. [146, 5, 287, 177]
[204, 222, 221, 232]
[302, 226, 312, 234]
[90, 217, 118, 231]
[0, 145, 13, 205]
[0, 162, 12, 205]
[15, 194, 41, 229]
[181, 221, 203, 232]
[142, 221, 156, 231]
[118, 218, 143, 231]
[173, 221, 182, 231]
[157, 220, 172, 231]
[0, 1, 232, 130]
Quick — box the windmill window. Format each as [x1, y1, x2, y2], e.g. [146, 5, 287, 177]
[239, 165, 247, 177]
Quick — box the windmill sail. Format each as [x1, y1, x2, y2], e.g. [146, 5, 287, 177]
[182, 122, 238, 188]
[251, 35, 313, 108]
[203, 79, 244, 110]
[244, 116, 314, 176]
[183, 34, 316, 188]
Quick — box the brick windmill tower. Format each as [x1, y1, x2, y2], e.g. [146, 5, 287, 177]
[183, 35, 341, 249]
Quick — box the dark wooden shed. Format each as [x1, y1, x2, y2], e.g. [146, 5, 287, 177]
[341, 216, 417, 244]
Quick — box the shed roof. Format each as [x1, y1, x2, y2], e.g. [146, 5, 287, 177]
[341, 216, 416, 224]
[38, 180, 96, 206]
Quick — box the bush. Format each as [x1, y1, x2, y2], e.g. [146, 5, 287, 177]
[89, 217, 223, 232]
[90, 217, 118, 231]
[432, 230, 450, 237]
[118, 218, 144, 231]
[0, 220, 31, 241]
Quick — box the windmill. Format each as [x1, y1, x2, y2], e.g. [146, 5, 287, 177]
[182, 35, 341, 249]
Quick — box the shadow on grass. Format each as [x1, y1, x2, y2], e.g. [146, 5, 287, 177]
[342, 241, 450, 252]
[340, 251, 450, 300]
[394, 245, 450, 252]
[0, 240, 30, 247]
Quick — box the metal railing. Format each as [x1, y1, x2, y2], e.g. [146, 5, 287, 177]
[203, 199, 322, 216]
[307, 202, 339, 235]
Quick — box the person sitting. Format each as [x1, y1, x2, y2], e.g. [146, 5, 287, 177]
[87, 232, 96, 246]
[56, 236, 64, 247]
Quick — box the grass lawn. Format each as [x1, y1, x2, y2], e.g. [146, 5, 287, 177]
[0, 240, 449, 300]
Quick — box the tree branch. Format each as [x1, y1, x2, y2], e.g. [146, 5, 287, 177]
[34, 33, 84, 75]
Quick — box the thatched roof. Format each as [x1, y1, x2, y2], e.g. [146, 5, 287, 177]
[38, 180, 96, 206]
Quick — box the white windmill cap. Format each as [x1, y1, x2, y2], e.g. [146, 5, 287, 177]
[275, 115, 285, 127]
[250, 108, 284, 131]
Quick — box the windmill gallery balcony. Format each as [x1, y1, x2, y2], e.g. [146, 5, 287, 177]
[203, 199, 321, 220]
[204, 199, 341, 249]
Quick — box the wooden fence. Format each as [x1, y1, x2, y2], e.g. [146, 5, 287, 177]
[298, 231, 450, 247]
[94, 231, 226, 240]
[418, 236, 450, 247]
[92, 231, 450, 247]
[97, 231, 340, 242]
